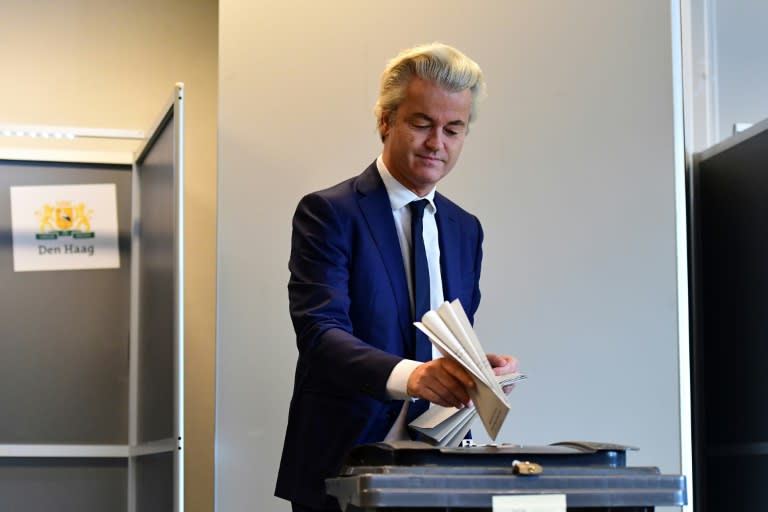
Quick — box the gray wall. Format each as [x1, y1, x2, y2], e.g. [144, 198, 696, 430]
[216, 1, 684, 511]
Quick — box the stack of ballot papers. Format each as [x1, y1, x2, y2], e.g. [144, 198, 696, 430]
[409, 299, 527, 446]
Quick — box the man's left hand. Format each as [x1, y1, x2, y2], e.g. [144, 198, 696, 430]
[486, 353, 519, 394]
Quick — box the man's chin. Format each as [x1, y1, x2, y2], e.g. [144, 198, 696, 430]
[409, 172, 449, 193]
[412, 159, 447, 174]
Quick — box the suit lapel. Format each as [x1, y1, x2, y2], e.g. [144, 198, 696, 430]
[356, 164, 412, 348]
[435, 193, 460, 302]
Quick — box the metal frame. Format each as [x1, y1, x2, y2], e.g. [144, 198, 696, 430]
[172, 81, 186, 512]
[0, 445, 130, 458]
[672, 2, 695, 512]
[129, 82, 185, 512]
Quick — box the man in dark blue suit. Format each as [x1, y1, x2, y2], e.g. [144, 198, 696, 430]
[275, 43, 518, 512]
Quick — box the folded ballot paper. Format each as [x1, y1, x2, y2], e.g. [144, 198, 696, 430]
[410, 299, 527, 445]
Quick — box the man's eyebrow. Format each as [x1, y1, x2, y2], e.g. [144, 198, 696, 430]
[409, 113, 434, 123]
[409, 113, 467, 126]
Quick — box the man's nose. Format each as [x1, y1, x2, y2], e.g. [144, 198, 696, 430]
[425, 128, 443, 151]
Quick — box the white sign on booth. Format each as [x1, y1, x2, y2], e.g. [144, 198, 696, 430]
[10, 183, 120, 272]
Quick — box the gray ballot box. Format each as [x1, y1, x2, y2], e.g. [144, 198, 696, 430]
[325, 441, 687, 511]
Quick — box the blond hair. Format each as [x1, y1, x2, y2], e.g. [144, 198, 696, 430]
[374, 42, 486, 140]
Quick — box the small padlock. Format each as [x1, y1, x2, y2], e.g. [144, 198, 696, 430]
[512, 460, 543, 475]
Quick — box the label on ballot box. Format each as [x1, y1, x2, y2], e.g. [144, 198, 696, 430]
[493, 494, 566, 512]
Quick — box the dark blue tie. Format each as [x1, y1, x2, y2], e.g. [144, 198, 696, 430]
[407, 199, 432, 429]
[409, 199, 432, 363]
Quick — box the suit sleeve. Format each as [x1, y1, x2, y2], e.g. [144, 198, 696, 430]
[288, 192, 401, 400]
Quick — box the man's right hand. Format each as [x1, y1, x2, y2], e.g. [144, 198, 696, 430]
[406, 358, 475, 408]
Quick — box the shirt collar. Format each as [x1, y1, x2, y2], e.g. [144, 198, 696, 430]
[376, 155, 436, 213]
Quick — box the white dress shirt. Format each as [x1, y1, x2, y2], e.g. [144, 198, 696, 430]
[376, 156, 443, 440]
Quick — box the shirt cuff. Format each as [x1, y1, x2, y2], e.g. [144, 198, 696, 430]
[385, 359, 422, 400]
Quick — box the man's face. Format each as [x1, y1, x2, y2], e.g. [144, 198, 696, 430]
[381, 77, 472, 197]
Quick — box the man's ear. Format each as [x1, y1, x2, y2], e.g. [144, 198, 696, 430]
[380, 110, 393, 140]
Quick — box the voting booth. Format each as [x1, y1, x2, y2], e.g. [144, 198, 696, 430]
[0, 85, 185, 512]
[691, 117, 768, 512]
[326, 441, 687, 511]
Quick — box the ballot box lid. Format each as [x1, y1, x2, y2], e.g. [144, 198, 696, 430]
[327, 441, 687, 510]
[341, 440, 636, 471]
